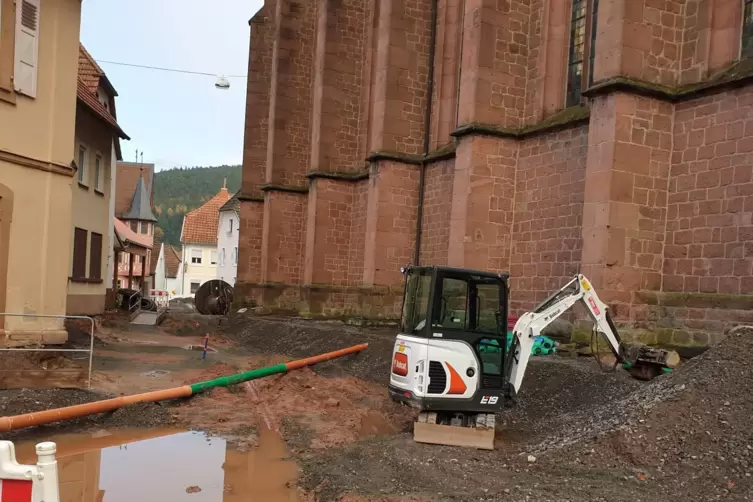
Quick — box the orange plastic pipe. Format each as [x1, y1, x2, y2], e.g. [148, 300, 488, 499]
[0, 343, 369, 433]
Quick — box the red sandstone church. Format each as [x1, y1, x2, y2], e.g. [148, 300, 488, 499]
[235, 0, 753, 346]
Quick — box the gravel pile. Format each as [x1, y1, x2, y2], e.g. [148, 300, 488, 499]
[544, 325, 753, 500]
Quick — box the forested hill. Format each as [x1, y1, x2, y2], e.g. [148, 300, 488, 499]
[153, 165, 242, 246]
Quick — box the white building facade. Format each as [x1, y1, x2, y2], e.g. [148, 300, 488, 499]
[153, 243, 183, 298]
[178, 186, 231, 297]
[216, 193, 240, 286]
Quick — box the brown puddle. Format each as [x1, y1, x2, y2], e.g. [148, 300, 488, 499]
[15, 427, 298, 501]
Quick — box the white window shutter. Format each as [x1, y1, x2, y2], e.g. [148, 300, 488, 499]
[15, 0, 40, 98]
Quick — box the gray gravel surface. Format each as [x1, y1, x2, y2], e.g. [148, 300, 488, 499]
[233, 316, 752, 502]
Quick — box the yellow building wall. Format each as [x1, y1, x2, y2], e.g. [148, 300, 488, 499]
[0, 0, 82, 343]
[0, 0, 81, 165]
[67, 105, 114, 315]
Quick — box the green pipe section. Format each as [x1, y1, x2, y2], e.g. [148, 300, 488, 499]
[189, 363, 288, 394]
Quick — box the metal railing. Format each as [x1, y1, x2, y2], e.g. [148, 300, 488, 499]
[0, 313, 94, 389]
[129, 289, 142, 318]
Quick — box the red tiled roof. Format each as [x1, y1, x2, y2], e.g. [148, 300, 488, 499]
[78, 44, 104, 93]
[114, 218, 153, 249]
[181, 188, 232, 246]
[77, 44, 129, 140]
[165, 245, 182, 278]
[77, 79, 129, 139]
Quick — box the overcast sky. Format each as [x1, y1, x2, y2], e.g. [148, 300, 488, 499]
[80, 0, 264, 171]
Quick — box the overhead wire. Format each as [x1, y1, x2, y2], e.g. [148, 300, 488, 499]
[95, 59, 247, 78]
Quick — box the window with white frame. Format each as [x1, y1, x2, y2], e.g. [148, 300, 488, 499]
[77, 145, 87, 184]
[220, 248, 226, 266]
[233, 247, 238, 265]
[228, 218, 234, 233]
[190, 281, 200, 294]
[191, 249, 202, 264]
[210, 250, 218, 265]
[94, 154, 102, 191]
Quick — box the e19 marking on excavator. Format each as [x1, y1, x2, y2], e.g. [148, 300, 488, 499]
[480, 396, 499, 405]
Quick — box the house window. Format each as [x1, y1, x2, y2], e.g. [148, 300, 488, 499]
[191, 249, 202, 264]
[228, 218, 234, 233]
[77, 146, 87, 185]
[72, 227, 88, 279]
[210, 250, 218, 265]
[233, 247, 238, 265]
[220, 248, 226, 266]
[141, 221, 148, 234]
[566, 0, 599, 107]
[190, 281, 201, 294]
[94, 154, 102, 191]
[89, 232, 102, 280]
[744, 0, 753, 58]
[130, 221, 138, 232]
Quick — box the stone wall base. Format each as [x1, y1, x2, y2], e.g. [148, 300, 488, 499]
[0, 329, 68, 347]
[233, 282, 404, 324]
[571, 291, 753, 357]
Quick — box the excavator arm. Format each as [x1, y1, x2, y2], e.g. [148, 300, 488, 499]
[506, 274, 677, 394]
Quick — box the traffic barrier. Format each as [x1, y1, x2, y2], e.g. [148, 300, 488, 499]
[148, 290, 169, 310]
[0, 441, 59, 502]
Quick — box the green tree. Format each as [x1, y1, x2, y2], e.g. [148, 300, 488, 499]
[152, 165, 241, 246]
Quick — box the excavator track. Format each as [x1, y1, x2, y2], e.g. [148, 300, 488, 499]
[413, 411, 497, 450]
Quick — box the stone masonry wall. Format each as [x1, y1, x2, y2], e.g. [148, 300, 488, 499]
[263, 192, 307, 284]
[266, 0, 317, 187]
[238, 0, 753, 341]
[419, 158, 454, 266]
[307, 178, 355, 286]
[624, 0, 684, 84]
[309, 0, 368, 174]
[666, 87, 753, 296]
[242, 6, 275, 196]
[510, 126, 588, 313]
[347, 180, 368, 285]
[238, 201, 265, 284]
[368, 0, 433, 154]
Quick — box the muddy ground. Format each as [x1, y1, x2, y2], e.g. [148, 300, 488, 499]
[1, 312, 751, 501]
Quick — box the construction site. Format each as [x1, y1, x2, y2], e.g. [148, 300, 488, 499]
[1, 297, 752, 501]
[3, 0, 753, 500]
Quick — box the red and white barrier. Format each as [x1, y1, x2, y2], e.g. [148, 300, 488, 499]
[149, 289, 170, 310]
[0, 441, 58, 502]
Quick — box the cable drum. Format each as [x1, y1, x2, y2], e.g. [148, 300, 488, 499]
[194, 280, 234, 315]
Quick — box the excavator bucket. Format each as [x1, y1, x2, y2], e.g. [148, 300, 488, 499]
[622, 345, 681, 381]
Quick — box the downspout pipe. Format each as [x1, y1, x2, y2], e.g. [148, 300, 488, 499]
[414, 0, 439, 266]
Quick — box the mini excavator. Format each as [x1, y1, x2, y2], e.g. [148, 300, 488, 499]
[387, 266, 679, 450]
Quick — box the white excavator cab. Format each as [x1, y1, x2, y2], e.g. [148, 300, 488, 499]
[388, 266, 511, 449]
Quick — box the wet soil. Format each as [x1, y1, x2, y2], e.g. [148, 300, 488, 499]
[0, 388, 174, 442]
[3, 312, 752, 502]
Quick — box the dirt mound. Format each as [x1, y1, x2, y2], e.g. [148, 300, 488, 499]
[175, 360, 412, 450]
[223, 316, 397, 383]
